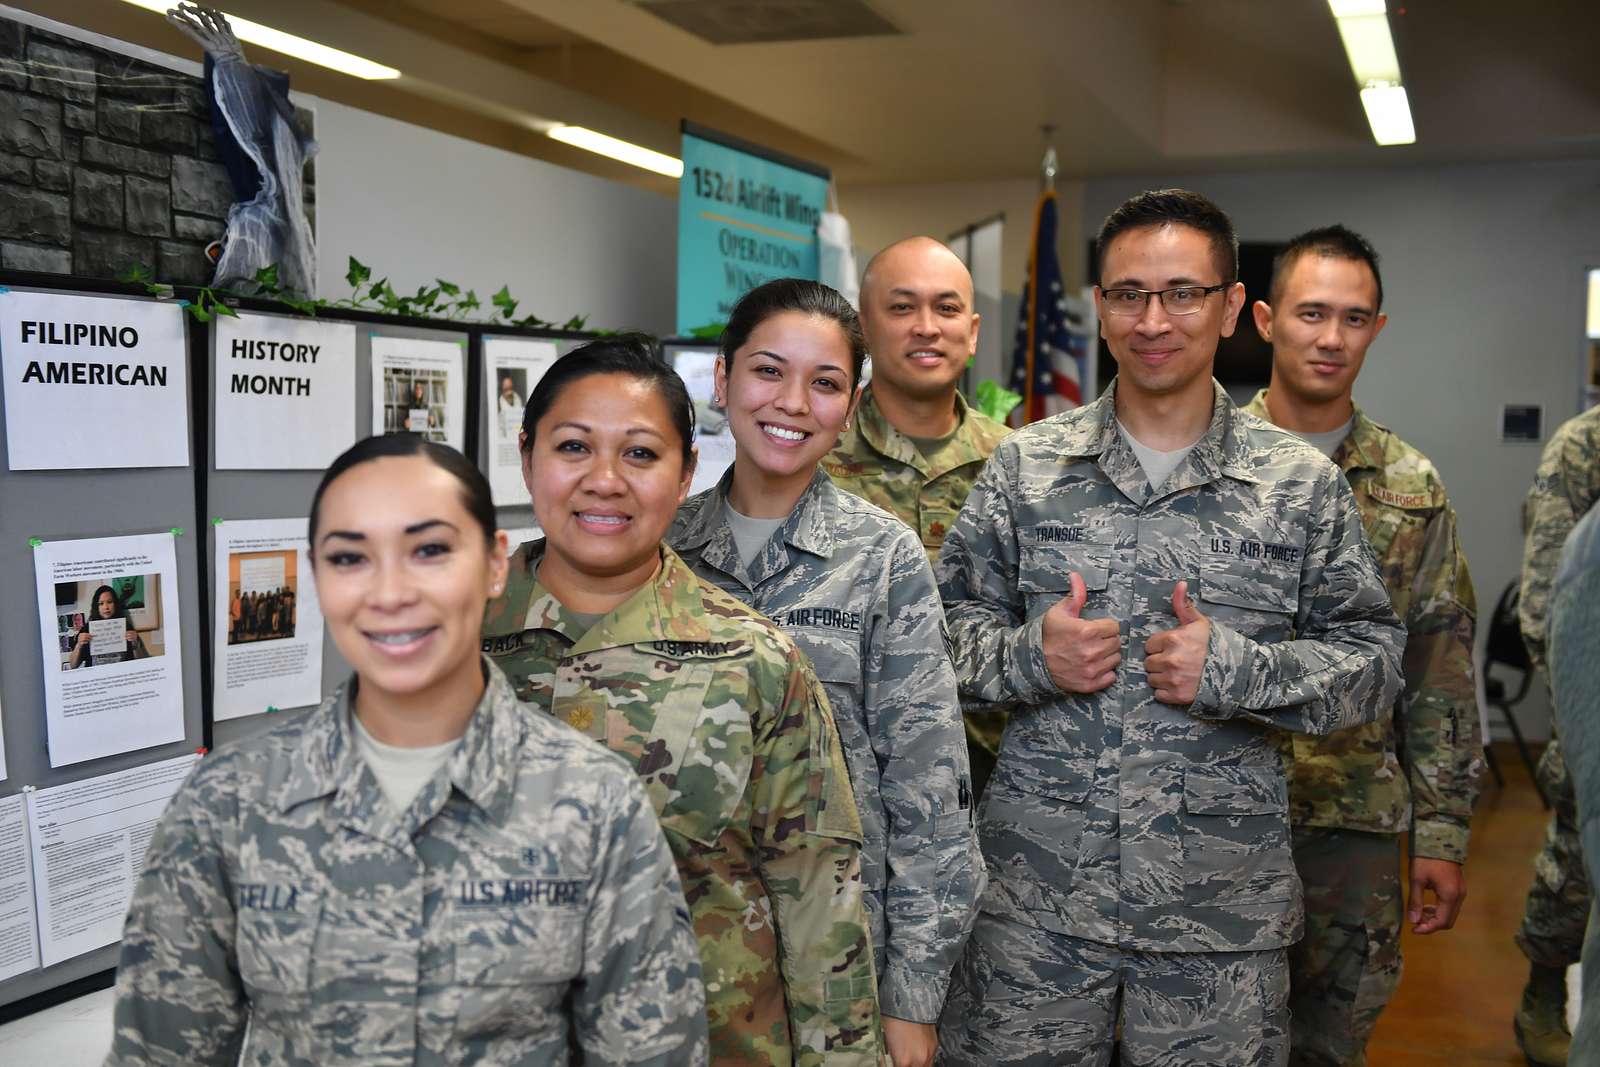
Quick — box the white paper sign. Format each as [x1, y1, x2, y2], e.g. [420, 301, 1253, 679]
[0, 692, 7, 783]
[668, 347, 735, 496]
[213, 519, 326, 721]
[26, 753, 199, 968]
[484, 338, 558, 507]
[0, 793, 39, 981]
[33, 532, 186, 767]
[370, 335, 466, 451]
[0, 291, 190, 471]
[88, 618, 127, 656]
[215, 314, 356, 469]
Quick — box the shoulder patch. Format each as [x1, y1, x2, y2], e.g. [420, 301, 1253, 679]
[1369, 485, 1433, 510]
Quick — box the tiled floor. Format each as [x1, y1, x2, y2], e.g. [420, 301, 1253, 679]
[0, 744, 1581, 1064]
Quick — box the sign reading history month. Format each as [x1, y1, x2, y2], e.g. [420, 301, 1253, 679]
[483, 337, 558, 507]
[370, 335, 466, 451]
[0, 290, 190, 470]
[214, 314, 356, 469]
[25, 753, 199, 968]
[676, 123, 831, 335]
[212, 518, 325, 722]
[33, 532, 186, 767]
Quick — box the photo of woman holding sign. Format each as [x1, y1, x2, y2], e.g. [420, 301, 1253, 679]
[67, 583, 148, 669]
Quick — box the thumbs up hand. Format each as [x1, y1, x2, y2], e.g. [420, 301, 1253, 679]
[1145, 581, 1211, 705]
[1040, 571, 1122, 694]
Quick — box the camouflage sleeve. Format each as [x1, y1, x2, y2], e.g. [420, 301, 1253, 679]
[865, 531, 985, 1024]
[1519, 423, 1600, 671]
[574, 771, 710, 1065]
[106, 764, 247, 1067]
[936, 444, 1064, 706]
[1401, 503, 1483, 864]
[1193, 466, 1405, 735]
[750, 645, 885, 1067]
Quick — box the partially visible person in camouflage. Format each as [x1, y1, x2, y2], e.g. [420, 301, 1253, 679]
[823, 237, 1012, 800]
[1513, 403, 1600, 1066]
[935, 190, 1405, 1066]
[108, 435, 708, 1067]
[482, 337, 885, 1067]
[1244, 224, 1481, 1067]
[669, 279, 983, 1067]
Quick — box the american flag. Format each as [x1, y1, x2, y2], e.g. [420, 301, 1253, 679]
[1009, 190, 1091, 425]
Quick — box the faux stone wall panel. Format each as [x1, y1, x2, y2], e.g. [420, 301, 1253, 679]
[62, 101, 93, 132]
[0, 90, 62, 158]
[125, 175, 171, 237]
[26, 41, 95, 105]
[174, 213, 222, 242]
[74, 230, 153, 278]
[0, 186, 69, 245]
[0, 154, 29, 183]
[141, 110, 195, 152]
[81, 135, 169, 178]
[34, 159, 69, 192]
[156, 238, 212, 286]
[73, 168, 122, 228]
[172, 154, 235, 218]
[1, 240, 71, 273]
[97, 97, 139, 142]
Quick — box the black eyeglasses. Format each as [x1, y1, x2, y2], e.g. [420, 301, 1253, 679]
[1099, 284, 1229, 317]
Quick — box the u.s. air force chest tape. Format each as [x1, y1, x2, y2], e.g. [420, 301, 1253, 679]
[1368, 484, 1433, 511]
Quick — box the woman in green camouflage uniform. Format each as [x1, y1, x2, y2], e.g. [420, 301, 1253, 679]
[481, 337, 885, 1067]
[107, 434, 708, 1066]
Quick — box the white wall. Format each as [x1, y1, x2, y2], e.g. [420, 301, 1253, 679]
[1086, 159, 1600, 738]
[312, 98, 676, 335]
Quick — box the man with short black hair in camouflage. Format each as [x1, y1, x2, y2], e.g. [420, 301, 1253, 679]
[936, 189, 1405, 1066]
[1512, 403, 1600, 1066]
[824, 236, 1012, 797]
[1244, 223, 1482, 1066]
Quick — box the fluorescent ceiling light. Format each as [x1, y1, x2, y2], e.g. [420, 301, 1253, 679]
[1333, 12, 1400, 84]
[1360, 85, 1416, 146]
[1328, 0, 1386, 16]
[120, 0, 400, 79]
[547, 125, 684, 178]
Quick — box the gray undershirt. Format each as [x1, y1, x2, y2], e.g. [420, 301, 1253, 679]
[1118, 419, 1199, 491]
[726, 506, 787, 568]
[1290, 415, 1356, 459]
[351, 714, 461, 814]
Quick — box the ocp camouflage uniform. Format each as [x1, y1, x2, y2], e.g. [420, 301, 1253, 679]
[824, 384, 1013, 798]
[1516, 405, 1600, 973]
[107, 661, 708, 1067]
[482, 542, 885, 1067]
[669, 468, 985, 1024]
[1245, 393, 1481, 1066]
[935, 380, 1405, 1066]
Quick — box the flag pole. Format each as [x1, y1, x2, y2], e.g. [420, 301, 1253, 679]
[1023, 133, 1059, 423]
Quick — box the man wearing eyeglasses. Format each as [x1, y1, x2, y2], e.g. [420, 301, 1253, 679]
[935, 188, 1404, 1065]
[1242, 225, 1481, 1067]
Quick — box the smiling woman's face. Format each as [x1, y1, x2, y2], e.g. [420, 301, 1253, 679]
[311, 455, 507, 709]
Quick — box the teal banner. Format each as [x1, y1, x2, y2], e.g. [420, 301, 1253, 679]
[677, 126, 830, 336]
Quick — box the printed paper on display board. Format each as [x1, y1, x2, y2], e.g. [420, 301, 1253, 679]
[503, 526, 541, 553]
[483, 338, 558, 507]
[0, 794, 39, 982]
[212, 519, 326, 722]
[0, 692, 7, 783]
[370, 335, 467, 452]
[669, 347, 736, 497]
[214, 314, 356, 470]
[0, 291, 190, 471]
[33, 532, 186, 767]
[26, 753, 199, 968]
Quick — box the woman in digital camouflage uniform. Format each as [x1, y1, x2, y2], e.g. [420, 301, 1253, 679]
[108, 434, 707, 1067]
[667, 279, 984, 1067]
[480, 336, 884, 1067]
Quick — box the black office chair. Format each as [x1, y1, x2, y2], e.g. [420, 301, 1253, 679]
[1482, 580, 1549, 808]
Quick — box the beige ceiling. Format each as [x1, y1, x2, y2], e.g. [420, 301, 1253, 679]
[29, 0, 1600, 193]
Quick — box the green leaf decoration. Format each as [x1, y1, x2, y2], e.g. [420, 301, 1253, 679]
[117, 262, 153, 284]
[346, 256, 371, 288]
[688, 321, 726, 340]
[253, 264, 280, 292]
[435, 278, 460, 297]
[974, 379, 1023, 422]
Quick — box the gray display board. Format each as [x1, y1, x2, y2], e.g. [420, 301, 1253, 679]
[0, 287, 206, 1013]
[209, 316, 472, 751]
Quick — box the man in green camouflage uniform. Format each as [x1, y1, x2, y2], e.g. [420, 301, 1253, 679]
[936, 190, 1405, 1065]
[823, 236, 1012, 797]
[1513, 403, 1600, 1065]
[108, 660, 709, 1066]
[482, 540, 884, 1067]
[1243, 224, 1481, 1066]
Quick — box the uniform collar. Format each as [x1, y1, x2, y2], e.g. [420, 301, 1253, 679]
[515, 540, 713, 653]
[673, 465, 837, 586]
[1242, 388, 1383, 474]
[1071, 378, 1258, 500]
[277, 657, 525, 840]
[856, 386, 993, 479]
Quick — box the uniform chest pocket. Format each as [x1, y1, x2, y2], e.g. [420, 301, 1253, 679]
[1198, 554, 1299, 640]
[235, 885, 319, 998]
[1182, 765, 1295, 907]
[641, 662, 756, 849]
[1018, 541, 1111, 619]
[453, 886, 585, 985]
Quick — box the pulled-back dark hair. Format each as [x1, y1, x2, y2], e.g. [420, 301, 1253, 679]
[1268, 223, 1384, 311]
[308, 434, 496, 548]
[719, 278, 867, 386]
[518, 334, 694, 465]
[1095, 188, 1239, 286]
